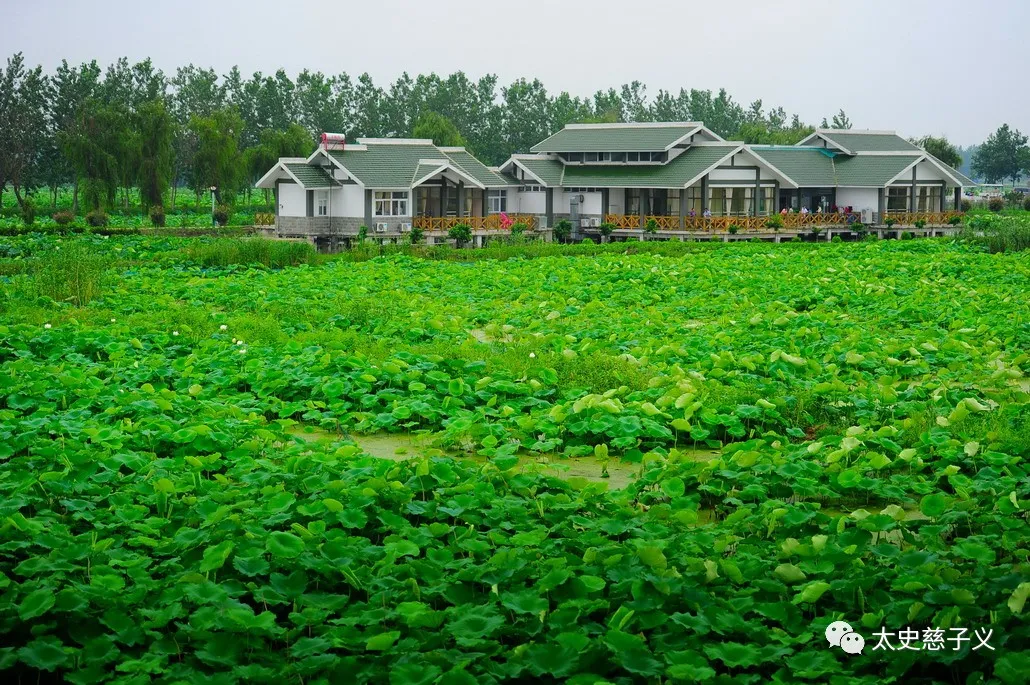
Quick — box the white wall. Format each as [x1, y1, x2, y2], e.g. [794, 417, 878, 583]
[836, 187, 879, 211]
[915, 160, 948, 182]
[330, 184, 365, 218]
[279, 183, 306, 217]
[563, 191, 602, 215]
[513, 190, 546, 214]
[709, 168, 758, 182]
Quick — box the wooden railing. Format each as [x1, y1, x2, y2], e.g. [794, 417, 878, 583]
[599, 211, 965, 232]
[882, 211, 963, 226]
[412, 214, 537, 231]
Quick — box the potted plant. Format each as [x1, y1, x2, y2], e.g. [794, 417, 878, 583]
[914, 219, 926, 229]
[728, 223, 740, 235]
[884, 217, 896, 229]
[644, 218, 659, 235]
[765, 216, 784, 231]
[598, 222, 615, 242]
[409, 226, 424, 244]
[552, 219, 572, 243]
[448, 222, 472, 247]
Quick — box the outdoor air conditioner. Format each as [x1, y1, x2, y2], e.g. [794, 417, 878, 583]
[860, 208, 872, 224]
[374, 222, 389, 233]
[579, 218, 590, 228]
[590, 217, 600, 227]
[400, 222, 412, 233]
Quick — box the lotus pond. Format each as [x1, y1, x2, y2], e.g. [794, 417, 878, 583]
[0, 235, 1028, 684]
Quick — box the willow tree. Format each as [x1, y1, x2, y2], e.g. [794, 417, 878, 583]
[59, 99, 122, 211]
[136, 99, 174, 212]
[189, 108, 243, 205]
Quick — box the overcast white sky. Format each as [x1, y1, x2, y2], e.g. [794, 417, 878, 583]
[3, 0, 1026, 145]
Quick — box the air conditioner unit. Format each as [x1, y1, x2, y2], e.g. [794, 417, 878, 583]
[400, 222, 412, 233]
[374, 222, 389, 233]
[860, 208, 872, 224]
[590, 217, 600, 227]
[536, 215, 547, 228]
[579, 218, 590, 228]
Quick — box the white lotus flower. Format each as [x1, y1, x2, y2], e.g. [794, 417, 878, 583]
[529, 352, 536, 358]
[239, 348, 247, 354]
[172, 331, 179, 336]
[219, 324, 228, 331]
[110, 318, 116, 323]
[44, 323, 52, 329]
[236, 340, 243, 346]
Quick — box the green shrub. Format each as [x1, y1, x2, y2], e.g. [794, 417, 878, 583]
[961, 199, 971, 211]
[213, 205, 231, 226]
[901, 231, 914, 240]
[510, 222, 527, 239]
[409, 226, 424, 245]
[644, 218, 659, 234]
[852, 222, 867, 233]
[150, 206, 166, 228]
[598, 222, 615, 237]
[948, 216, 962, 226]
[581, 237, 594, 245]
[884, 217, 896, 228]
[357, 225, 369, 244]
[448, 223, 473, 247]
[20, 199, 36, 227]
[831, 235, 842, 243]
[53, 211, 74, 227]
[765, 215, 784, 230]
[988, 197, 1004, 212]
[864, 233, 878, 241]
[552, 219, 572, 243]
[728, 224, 740, 235]
[85, 210, 109, 228]
[914, 219, 926, 229]
[1023, 197, 1030, 212]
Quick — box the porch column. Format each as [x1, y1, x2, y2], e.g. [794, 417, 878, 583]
[877, 188, 885, 223]
[601, 188, 610, 218]
[752, 169, 761, 217]
[364, 189, 373, 228]
[479, 190, 487, 218]
[638, 189, 647, 228]
[909, 168, 916, 212]
[940, 182, 947, 212]
[306, 190, 314, 218]
[679, 188, 687, 229]
[457, 181, 466, 217]
[545, 188, 554, 227]
[954, 187, 961, 211]
[700, 175, 709, 214]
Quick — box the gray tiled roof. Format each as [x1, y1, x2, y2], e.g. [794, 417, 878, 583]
[560, 145, 739, 188]
[531, 124, 700, 153]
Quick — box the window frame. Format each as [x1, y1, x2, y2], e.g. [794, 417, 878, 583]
[487, 189, 507, 214]
[374, 191, 408, 217]
[316, 191, 328, 217]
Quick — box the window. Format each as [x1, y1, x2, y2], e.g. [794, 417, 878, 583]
[627, 152, 640, 162]
[758, 187, 775, 215]
[667, 190, 680, 217]
[316, 191, 328, 217]
[730, 188, 747, 215]
[521, 185, 543, 192]
[626, 188, 641, 216]
[487, 190, 507, 213]
[917, 185, 942, 211]
[375, 191, 408, 216]
[565, 187, 600, 193]
[887, 186, 909, 212]
[611, 152, 626, 162]
[687, 186, 703, 214]
[566, 152, 583, 163]
[585, 152, 599, 162]
[710, 188, 727, 215]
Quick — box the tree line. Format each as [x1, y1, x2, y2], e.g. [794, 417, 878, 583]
[1, 52, 1023, 218]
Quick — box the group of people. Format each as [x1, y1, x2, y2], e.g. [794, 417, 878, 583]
[778, 204, 856, 216]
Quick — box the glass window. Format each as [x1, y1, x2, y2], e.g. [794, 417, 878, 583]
[759, 187, 774, 215]
[316, 191, 328, 217]
[627, 152, 639, 162]
[375, 191, 408, 216]
[611, 152, 626, 162]
[710, 188, 727, 215]
[566, 153, 582, 163]
[626, 188, 641, 216]
[585, 152, 599, 162]
[887, 186, 909, 212]
[687, 186, 703, 214]
[487, 190, 507, 213]
[730, 188, 747, 215]
[667, 190, 680, 217]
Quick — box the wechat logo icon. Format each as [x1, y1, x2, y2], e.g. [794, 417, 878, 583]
[825, 620, 865, 655]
